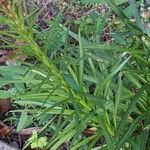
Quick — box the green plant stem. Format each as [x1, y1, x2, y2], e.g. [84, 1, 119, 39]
[4, 5, 91, 111]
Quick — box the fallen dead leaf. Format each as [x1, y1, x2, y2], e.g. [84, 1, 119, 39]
[0, 49, 27, 64]
[0, 99, 11, 113]
[0, 122, 13, 139]
[19, 127, 41, 136]
[84, 127, 97, 137]
[0, 126, 12, 138]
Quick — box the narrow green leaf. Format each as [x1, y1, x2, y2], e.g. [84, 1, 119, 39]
[95, 57, 130, 95]
[17, 112, 28, 132]
[140, 110, 150, 150]
[51, 129, 75, 150]
[78, 29, 84, 86]
[68, 66, 79, 86]
[113, 73, 122, 127]
[71, 135, 97, 150]
[116, 114, 144, 149]
[129, 0, 144, 30]
[116, 85, 147, 135]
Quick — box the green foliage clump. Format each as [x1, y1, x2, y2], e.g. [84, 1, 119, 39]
[0, 0, 149, 149]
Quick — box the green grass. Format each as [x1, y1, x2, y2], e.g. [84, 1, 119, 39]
[0, 0, 149, 149]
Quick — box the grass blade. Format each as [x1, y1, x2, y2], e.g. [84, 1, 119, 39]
[116, 85, 147, 136]
[78, 29, 84, 86]
[129, 0, 144, 30]
[116, 114, 144, 149]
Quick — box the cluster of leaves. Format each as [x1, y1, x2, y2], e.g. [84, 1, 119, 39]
[0, 0, 149, 149]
